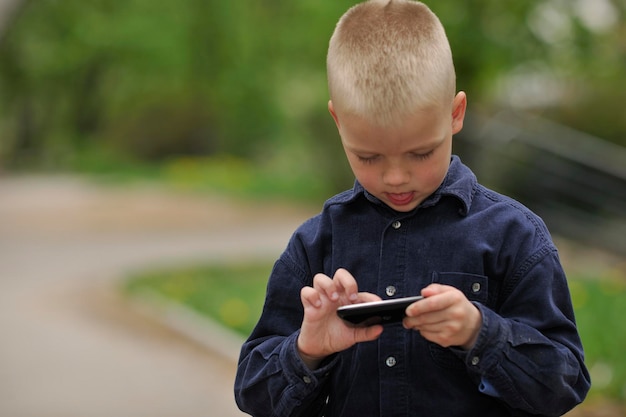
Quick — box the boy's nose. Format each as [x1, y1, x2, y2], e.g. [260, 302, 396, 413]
[383, 164, 410, 186]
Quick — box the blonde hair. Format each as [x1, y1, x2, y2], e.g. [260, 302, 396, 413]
[327, 0, 456, 127]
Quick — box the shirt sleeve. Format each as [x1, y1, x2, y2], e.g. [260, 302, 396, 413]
[236, 331, 338, 417]
[234, 244, 337, 417]
[453, 248, 591, 416]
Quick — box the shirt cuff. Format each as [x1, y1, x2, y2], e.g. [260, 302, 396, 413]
[451, 302, 507, 372]
[280, 331, 339, 392]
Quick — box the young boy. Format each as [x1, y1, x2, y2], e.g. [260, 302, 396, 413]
[235, 1, 590, 416]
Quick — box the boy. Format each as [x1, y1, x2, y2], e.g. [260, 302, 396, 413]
[234, 1, 590, 416]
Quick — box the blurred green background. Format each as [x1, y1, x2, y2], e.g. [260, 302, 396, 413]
[1, 0, 625, 191]
[1, 0, 625, 412]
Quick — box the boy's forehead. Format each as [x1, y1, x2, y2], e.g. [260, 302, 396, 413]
[337, 102, 450, 130]
[339, 108, 448, 151]
[332, 82, 455, 126]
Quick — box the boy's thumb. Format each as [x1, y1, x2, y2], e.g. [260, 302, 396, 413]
[421, 283, 446, 297]
[358, 325, 383, 342]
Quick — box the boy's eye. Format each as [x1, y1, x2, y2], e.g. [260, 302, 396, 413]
[411, 150, 434, 161]
[357, 155, 379, 164]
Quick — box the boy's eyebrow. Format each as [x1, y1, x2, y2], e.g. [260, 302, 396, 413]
[407, 136, 446, 152]
[341, 141, 375, 153]
[345, 138, 444, 155]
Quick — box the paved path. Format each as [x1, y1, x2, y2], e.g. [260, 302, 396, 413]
[0, 175, 316, 417]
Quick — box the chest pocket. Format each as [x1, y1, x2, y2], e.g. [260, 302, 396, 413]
[427, 272, 488, 370]
[431, 271, 488, 304]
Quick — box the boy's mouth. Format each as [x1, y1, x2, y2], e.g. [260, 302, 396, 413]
[386, 192, 415, 206]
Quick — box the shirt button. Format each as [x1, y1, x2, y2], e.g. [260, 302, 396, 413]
[303, 376, 312, 384]
[472, 282, 481, 293]
[385, 356, 397, 367]
[385, 286, 396, 297]
[471, 356, 480, 366]
[392, 221, 401, 229]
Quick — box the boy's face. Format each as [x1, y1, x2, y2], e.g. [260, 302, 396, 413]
[329, 93, 466, 212]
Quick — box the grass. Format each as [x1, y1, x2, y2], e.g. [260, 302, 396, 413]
[67, 148, 331, 203]
[569, 277, 626, 401]
[124, 263, 626, 403]
[124, 262, 273, 337]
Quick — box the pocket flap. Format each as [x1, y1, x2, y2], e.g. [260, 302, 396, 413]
[431, 272, 488, 303]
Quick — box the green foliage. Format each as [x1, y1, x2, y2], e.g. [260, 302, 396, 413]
[158, 155, 330, 202]
[68, 151, 332, 202]
[1, 0, 624, 181]
[125, 261, 626, 403]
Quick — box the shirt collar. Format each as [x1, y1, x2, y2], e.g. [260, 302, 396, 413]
[428, 155, 476, 216]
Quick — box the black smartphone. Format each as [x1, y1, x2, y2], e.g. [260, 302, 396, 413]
[336, 295, 424, 326]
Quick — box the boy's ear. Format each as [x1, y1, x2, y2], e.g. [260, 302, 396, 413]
[451, 92, 467, 135]
[328, 100, 341, 130]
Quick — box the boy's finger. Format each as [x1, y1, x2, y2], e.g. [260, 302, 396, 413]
[332, 268, 359, 301]
[301, 286, 322, 308]
[313, 273, 339, 301]
[420, 283, 448, 297]
[357, 292, 382, 303]
[406, 295, 439, 316]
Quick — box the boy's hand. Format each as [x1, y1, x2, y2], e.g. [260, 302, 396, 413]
[403, 284, 482, 350]
[297, 268, 383, 369]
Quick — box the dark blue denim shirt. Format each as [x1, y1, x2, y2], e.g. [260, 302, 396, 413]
[235, 156, 590, 417]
